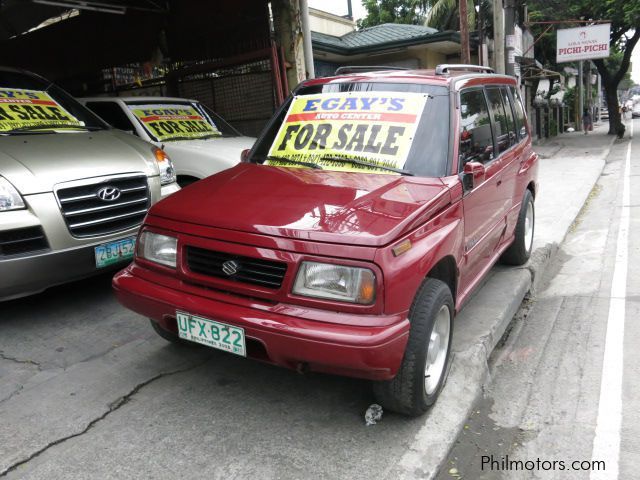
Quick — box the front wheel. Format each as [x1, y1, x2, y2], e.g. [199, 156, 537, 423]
[373, 278, 453, 416]
[501, 189, 535, 266]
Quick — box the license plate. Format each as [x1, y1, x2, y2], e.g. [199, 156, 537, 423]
[176, 311, 246, 357]
[94, 237, 136, 268]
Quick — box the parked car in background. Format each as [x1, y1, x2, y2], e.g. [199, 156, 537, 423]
[80, 96, 256, 187]
[113, 65, 538, 416]
[0, 67, 179, 301]
[600, 106, 609, 120]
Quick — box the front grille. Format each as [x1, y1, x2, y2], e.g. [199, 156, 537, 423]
[56, 175, 150, 237]
[0, 226, 49, 256]
[186, 246, 287, 289]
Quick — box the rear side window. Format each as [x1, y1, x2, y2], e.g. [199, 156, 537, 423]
[485, 87, 512, 154]
[510, 87, 528, 139]
[459, 89, 494, 165]
[86, 102, 135, 132]
[499, 87, 517, 147]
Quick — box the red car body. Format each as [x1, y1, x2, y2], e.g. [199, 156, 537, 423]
[113, 69, 538, 382]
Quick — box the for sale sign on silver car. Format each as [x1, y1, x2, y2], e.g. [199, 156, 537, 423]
[556, 24, 610, 63]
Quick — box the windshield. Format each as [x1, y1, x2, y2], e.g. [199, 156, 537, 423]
[125, 100, 240, 142]
[251, 82, 451, 177]
[0, 70, 108, 135]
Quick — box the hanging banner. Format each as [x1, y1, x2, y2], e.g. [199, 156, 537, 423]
[0, 88, 84, 132]
[557, 24, 610, 63]
[128, 104, 221, 141]
[267, 92, 428, 174]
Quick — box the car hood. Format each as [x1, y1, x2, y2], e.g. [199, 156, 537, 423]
[150, 163, 451, 246]
[0, 130, 158, 195]
[162, 136, 256, 175]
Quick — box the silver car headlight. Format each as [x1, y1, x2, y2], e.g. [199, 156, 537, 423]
[0, 177, 25, 212]
[152, 147, 176, 185]
[293, 261, 376, 304]
[137, 231, 177, 268]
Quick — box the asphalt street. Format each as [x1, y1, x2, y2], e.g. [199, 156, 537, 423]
[437, 118, 639, 479]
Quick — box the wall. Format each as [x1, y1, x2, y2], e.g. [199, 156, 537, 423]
[309, 8, 355, 37]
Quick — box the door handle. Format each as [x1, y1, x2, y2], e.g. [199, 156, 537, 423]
[496, 179, 502, 186]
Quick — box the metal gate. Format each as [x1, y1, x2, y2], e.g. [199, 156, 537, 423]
[169, 46, 287, 138]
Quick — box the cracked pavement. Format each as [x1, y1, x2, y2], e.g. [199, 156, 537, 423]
[0, 272, 435, 479]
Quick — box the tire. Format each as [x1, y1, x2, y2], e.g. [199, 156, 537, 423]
[373, 278, 454, 416]
[149, 319, 193, 346]
[501, 189, 535, 266]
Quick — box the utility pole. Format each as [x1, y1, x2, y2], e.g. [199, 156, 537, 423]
[492, 0, 505, 74]
[504, 0, 516, 76]
[578, 60, 584, 131]
[459, 0, 470, 64]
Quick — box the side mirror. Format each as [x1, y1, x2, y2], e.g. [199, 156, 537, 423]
[462, 161, 486, 191]
[240, 149, 251, 163]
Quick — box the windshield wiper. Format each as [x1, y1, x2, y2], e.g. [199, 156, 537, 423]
[261, 155, 324, 170]
[5, 124, 99, 133]
[317, 155, 414, 176]
[164, 133, 222, 141]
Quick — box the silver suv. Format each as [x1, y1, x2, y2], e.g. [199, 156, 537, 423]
[0, 67, 179, 301]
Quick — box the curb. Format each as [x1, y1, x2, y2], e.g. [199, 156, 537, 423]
[391, 132, 617, 480]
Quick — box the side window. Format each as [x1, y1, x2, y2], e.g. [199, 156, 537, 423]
[459, 89, 494, 166]
[485, 87, 511, 154]
[85, 102, 136, 133]
[500, 87, 518, 147]
[510, 87, 529, 139]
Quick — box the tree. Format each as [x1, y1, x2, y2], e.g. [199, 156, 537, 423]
[358, 0, 430, 28]
[528, 0, 640, 136]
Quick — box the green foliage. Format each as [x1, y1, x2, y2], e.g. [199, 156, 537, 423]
[527, 0, 640, 134]
[357, 0, 430, 28]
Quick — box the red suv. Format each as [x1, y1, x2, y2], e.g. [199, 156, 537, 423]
[114, 65, 538, 416]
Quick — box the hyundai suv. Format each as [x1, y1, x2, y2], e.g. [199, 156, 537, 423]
[113, 65, 538, 415]
[0, 67, 179, 301]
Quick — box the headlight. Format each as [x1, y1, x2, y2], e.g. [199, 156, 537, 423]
[293, 261, 376, 304]
[0, 177, 25, 212]
[137, 231, 177, 268]
[153, 147, 176, 185]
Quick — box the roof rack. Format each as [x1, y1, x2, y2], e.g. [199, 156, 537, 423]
[334, 66, 410, 75]
[434, 64, 495, 75]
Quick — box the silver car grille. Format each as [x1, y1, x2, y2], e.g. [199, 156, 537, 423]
[55, 174, 150, 238]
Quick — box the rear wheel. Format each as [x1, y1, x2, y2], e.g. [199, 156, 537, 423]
[501, 189, 535, 266]
[373, 278, 453, 416]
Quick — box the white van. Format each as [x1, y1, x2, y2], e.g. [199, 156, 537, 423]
[81, 97, 255, 187]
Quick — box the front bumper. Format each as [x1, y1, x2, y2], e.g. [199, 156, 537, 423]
[113, 267, 410, 381]
[0, 240, 131, 301]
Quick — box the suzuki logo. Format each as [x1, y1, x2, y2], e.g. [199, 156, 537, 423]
[96, 186, 121, 202]
[222, 260, 240, 276]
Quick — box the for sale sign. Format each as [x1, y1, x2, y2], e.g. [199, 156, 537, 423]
[267, 92, 428, 174]
[557, 24, 610, 63]
[0, 88, 84, 132]
[128, 104, 221, 141]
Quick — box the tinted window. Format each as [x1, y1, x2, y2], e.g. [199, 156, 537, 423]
[0, 70, 108, 133]
[510, 87, 528, 139]
[485, 87, 511, 154]
[251, 83, 451, 178]
[499, 87, 517, 147]
[86, 102, 135, 132]
[459, 89, 494, 165]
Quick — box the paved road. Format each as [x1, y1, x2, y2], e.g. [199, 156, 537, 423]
[437, 119, 639, 479]
[0, 272, 429, 479]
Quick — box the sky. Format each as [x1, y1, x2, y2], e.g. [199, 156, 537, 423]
[309, 1, 640, 86]
[308, 0, 366, 21]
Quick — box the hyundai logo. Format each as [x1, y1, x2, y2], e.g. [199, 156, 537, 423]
[222, 260, 240, 276]
[96, 186, 121, 202]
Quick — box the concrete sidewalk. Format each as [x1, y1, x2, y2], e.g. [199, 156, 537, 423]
[391, 123, 617, 480]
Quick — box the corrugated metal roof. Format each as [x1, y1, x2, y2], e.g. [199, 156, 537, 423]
[312, 23, 440, 52]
